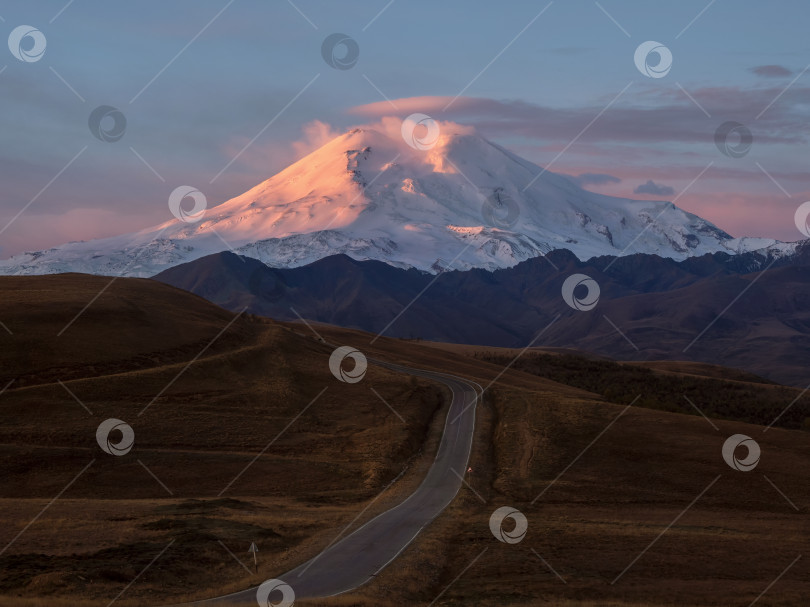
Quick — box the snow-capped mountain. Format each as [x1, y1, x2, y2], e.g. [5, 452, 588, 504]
[0, 121, 793, 277]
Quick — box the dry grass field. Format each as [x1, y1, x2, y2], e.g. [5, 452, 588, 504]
[0, 275, 449, 605]
[0, 274, 808, 606]
[298, 325, 810, 607]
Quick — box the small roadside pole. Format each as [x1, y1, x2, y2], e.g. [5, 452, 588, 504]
[248, 542, 258, 574]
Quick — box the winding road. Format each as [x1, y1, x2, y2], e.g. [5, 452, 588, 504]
[198, 359, 481, 605]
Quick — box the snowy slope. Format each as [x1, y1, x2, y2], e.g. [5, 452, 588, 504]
[0, 122, 792, 277]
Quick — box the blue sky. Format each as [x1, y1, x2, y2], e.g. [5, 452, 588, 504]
[1, 0, 809, 256]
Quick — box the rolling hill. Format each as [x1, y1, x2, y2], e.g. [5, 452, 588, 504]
[154, 245, 810, 386]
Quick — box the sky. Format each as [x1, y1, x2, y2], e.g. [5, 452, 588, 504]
[1, 0, 809, 257]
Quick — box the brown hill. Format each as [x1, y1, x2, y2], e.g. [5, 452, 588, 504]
[0, 275, 808, 606]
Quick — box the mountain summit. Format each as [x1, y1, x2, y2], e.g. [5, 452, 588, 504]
[0, 121, 790, 276]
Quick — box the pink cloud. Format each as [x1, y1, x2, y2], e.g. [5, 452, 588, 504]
[348, 93, 809, 147]
[218, 116, 476, 178]
[367, 115, 476, 142]
[291, 120, 342, 157]
[219, 120, 343, 178]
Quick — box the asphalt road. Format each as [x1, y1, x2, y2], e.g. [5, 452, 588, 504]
[198, 359, 481, 606]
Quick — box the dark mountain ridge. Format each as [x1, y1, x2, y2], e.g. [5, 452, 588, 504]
[153, 243, 810, 386]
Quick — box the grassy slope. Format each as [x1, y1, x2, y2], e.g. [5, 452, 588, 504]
[294, 325, 810, 607]
[474, 351, 810, 430]
[0, 275, 449, 604]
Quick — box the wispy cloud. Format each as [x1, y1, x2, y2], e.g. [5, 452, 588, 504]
[348, 87, 810, 146]
[634, 180, 675, 196]
[750, 65, 793, 78]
